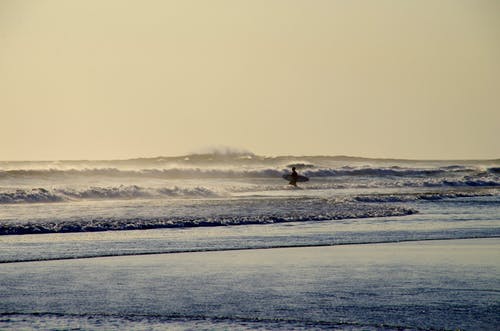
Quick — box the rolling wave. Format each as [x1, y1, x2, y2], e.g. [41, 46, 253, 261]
[1, 181, 499, 204]
[303, 167, 446, 177]
[0, 168, 282, 179]
[0, 186, 219, 204]
[0, 165, 496, 179]
[0, 188, 64, 204]
[0, 201, 416, 235]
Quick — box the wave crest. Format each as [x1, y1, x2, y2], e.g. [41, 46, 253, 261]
[0, 185, 219, 204]
[0, 200, 416, 235]
[0, 165, 490, 179]
[0, 188, 65, 204]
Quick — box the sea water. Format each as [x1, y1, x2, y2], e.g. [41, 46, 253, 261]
[0, 154, 499, 330]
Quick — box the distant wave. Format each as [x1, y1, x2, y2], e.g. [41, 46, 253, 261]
[301, 166, 482, 178]
[489, 167, 500, 174]
[286, 162, 315, 169]
[0, 202, 416, 235]
[0, 168, 283, 179]
[0, 165, 494, 179]
[0, 186, 219, 204]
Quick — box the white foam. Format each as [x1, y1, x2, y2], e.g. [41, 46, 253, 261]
[0, 198, 416, 234]
[0, 185, 219, 204]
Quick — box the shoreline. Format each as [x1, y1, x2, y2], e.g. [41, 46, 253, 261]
[1, 238, 499, 330]
[1, 235, 499, 265]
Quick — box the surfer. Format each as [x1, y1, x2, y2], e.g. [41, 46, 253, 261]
[289, 167, 299, 186]
[282, 167, 308, 186]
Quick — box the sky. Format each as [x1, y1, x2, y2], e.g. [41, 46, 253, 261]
[1, 0, 499, 160]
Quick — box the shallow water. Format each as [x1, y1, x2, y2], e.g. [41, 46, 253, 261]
[1, 239, 499, 330]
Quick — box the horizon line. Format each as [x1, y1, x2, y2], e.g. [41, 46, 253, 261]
[1, 153, 499, 163]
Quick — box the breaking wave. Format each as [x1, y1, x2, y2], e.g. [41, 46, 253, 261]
[0, 186, 219, 204]
[1, 182, 498, 204]
[0, 200, 416, 235]
[303, 167, 446, 177]
[0, 188, 64, 204]
[0, 165, 496, 179]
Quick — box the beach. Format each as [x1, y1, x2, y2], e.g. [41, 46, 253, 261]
[1, 238, 499, 330]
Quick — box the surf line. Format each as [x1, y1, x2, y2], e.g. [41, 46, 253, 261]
[1, 236, 498, 265]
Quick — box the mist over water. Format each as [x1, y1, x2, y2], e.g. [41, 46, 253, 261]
[0, 153, 498, 204]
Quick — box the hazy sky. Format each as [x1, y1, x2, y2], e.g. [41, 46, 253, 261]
[1, 0, 499, 160]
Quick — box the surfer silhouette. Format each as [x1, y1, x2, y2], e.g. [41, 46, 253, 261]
[282, 167, 308, 186]
[290, 167, 299, 186]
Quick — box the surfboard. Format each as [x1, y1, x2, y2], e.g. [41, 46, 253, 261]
[282, 174, 309, 182]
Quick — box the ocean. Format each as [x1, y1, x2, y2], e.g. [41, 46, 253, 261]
[1, 154, 499, 330]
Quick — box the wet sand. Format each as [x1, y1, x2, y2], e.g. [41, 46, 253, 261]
[1, 238, 499, 330]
